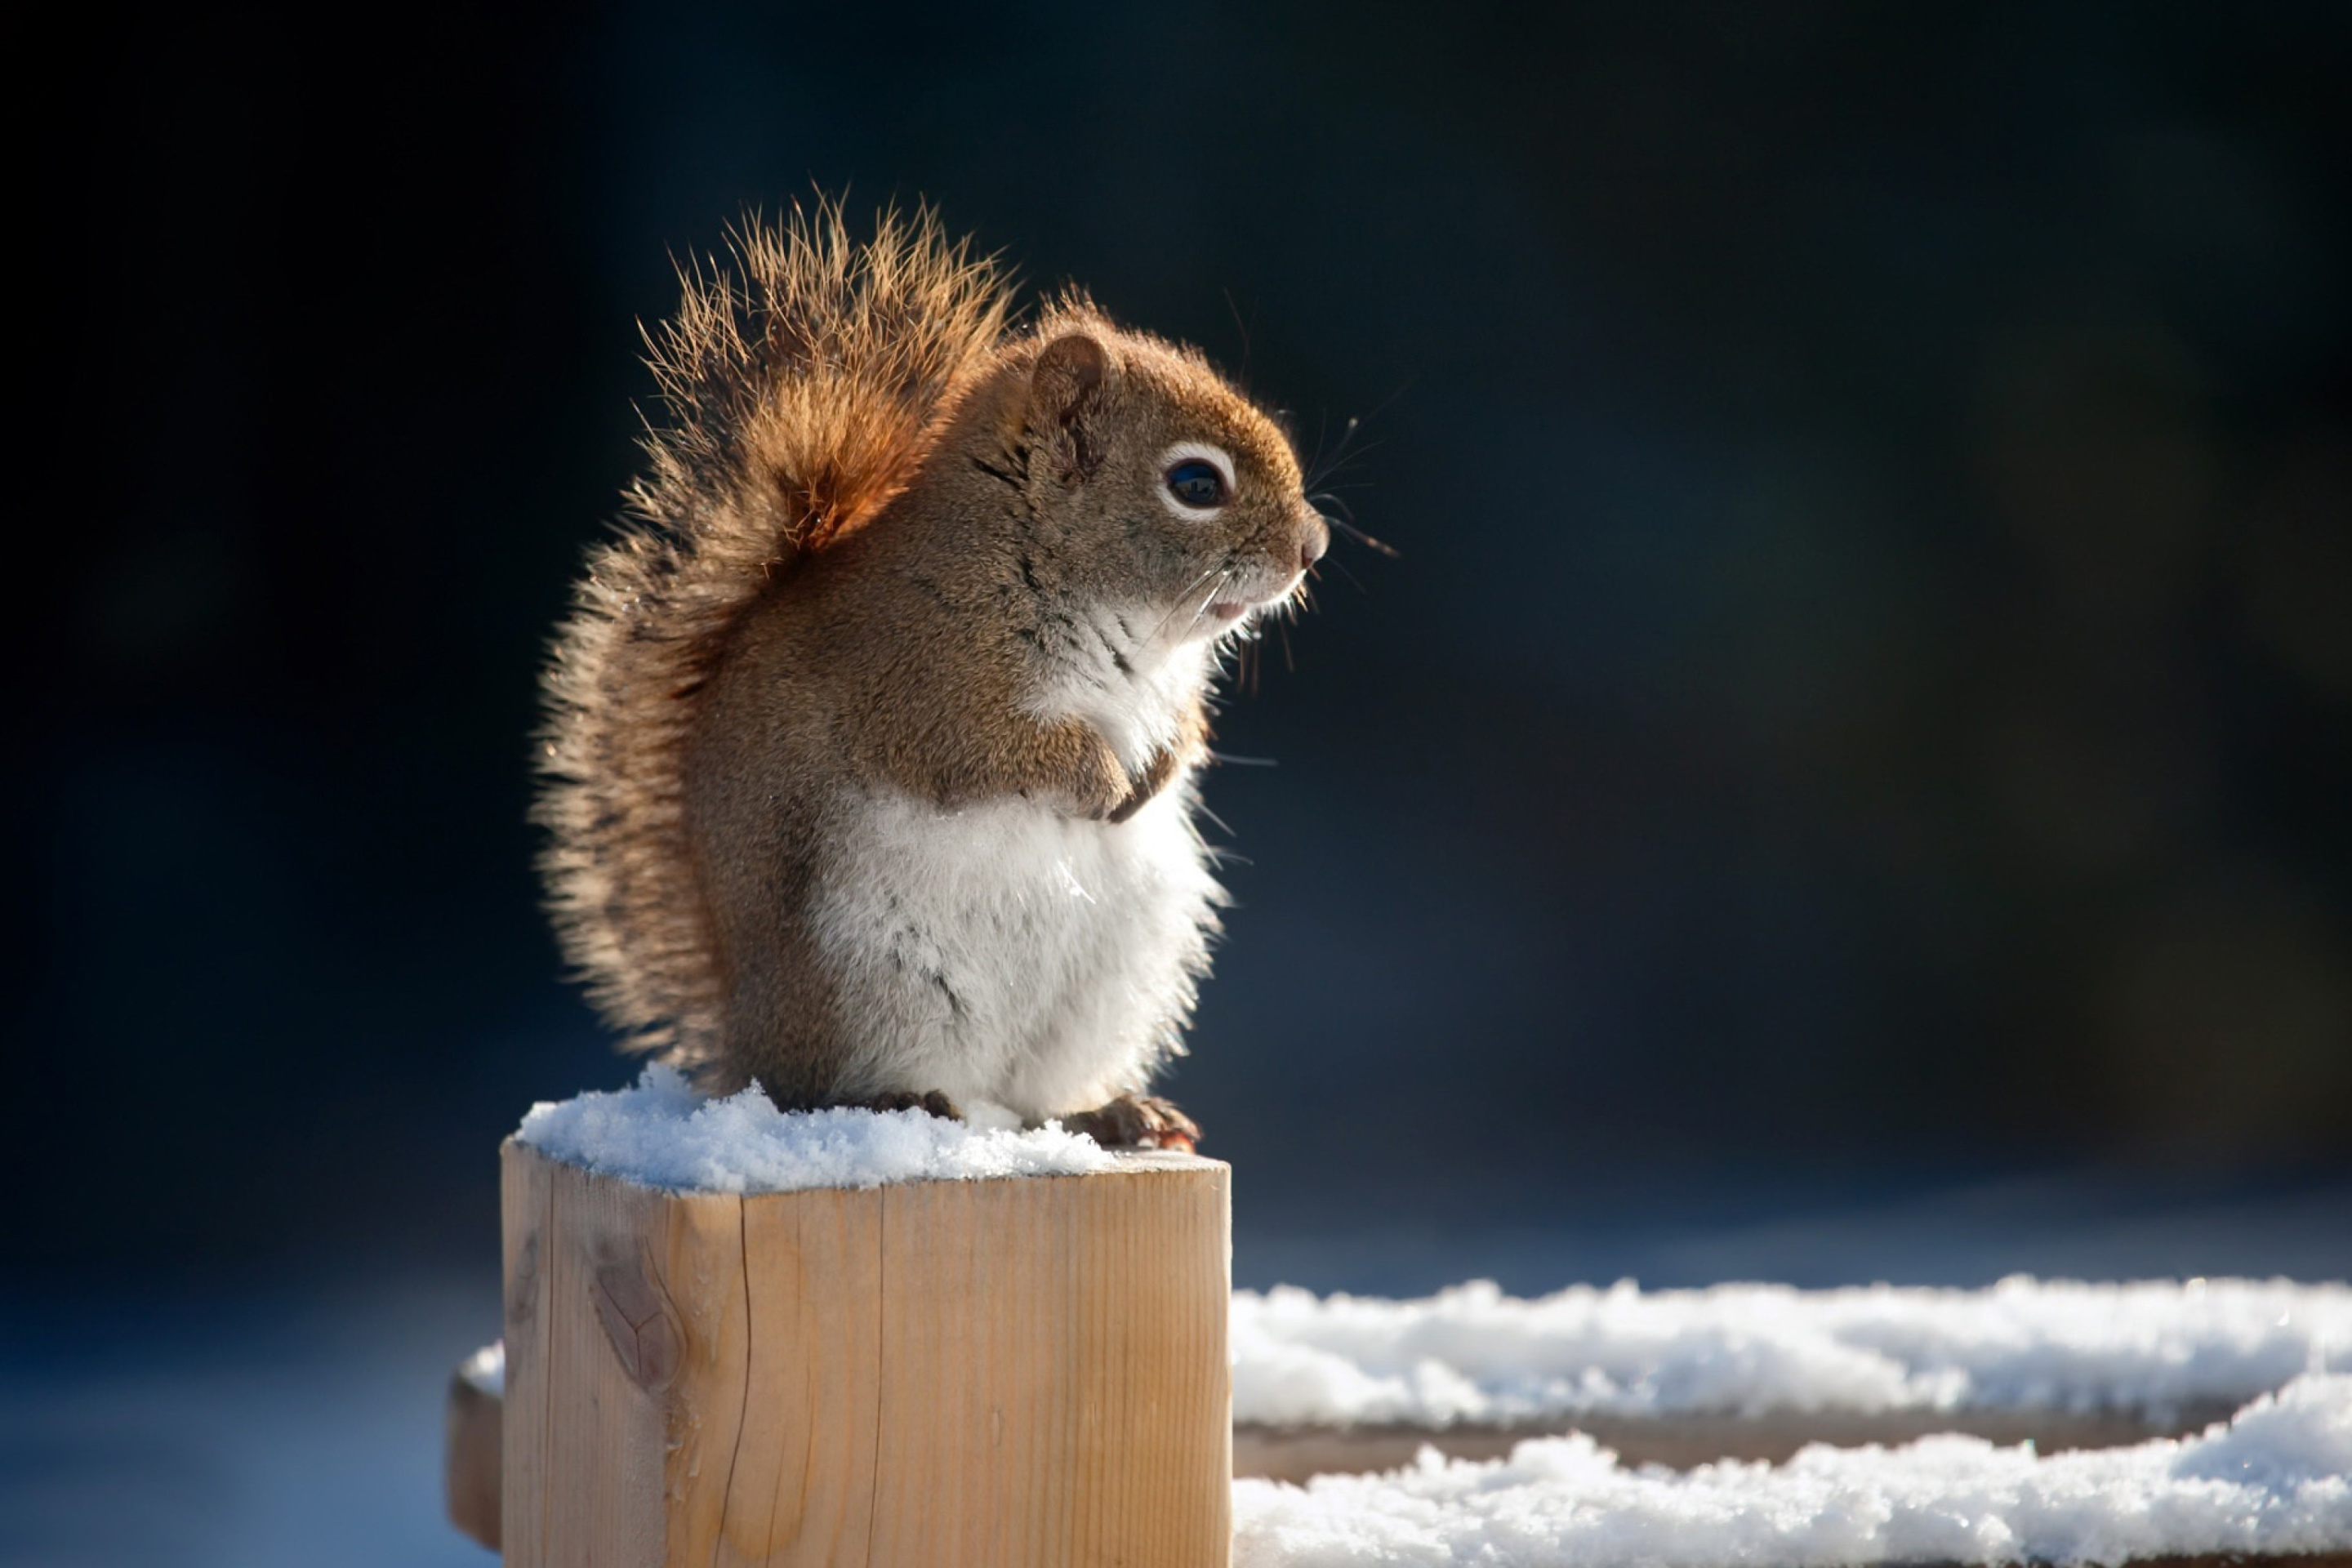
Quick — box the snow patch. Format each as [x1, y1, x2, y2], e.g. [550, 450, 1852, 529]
[457, 1340, 503, 1397]
[514, 1066, 1114, 1193]
[1233, 1276, 2352, 1426]
[1232, 1373, 2352, 1567]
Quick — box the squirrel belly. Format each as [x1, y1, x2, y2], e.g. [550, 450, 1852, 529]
[679, 526, 1230, 1118]
[536, 204, 1328, 1142]
[808, 778, 1222, 1122]
[800, 599, 1227, 1122]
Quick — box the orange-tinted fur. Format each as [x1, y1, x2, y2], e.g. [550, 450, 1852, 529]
[536, 202, 1325, 1134]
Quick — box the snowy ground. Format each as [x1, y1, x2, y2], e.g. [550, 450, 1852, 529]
[452, 1276, 2352, 1563]
[4, 1169, 2345, 1567]
[450, 1279, 2352, 1565]
[1233, 1374, 2352, 1567]
[1235, 1276, 2352, 1428]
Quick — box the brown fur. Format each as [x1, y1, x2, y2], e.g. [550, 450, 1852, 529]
[537, 201, 1326, 1115]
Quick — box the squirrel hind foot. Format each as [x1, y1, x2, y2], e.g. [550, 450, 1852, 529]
[1062, 1094, 1200, 1153]
[854, 1089, 964, 1122]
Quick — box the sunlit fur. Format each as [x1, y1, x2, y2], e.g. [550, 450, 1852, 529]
[536, 202, 1326, 1116]
[537, 203, 1012, 1071]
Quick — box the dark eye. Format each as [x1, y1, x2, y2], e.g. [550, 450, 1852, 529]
[1165, 459, 1227, 510]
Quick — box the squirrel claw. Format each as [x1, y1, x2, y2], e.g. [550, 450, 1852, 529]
[858, 1089, 964, 1121]
[1062, 1094, 1200, 1152]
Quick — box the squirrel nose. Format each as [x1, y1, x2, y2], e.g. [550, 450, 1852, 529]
[1298, 510, 1330, 573]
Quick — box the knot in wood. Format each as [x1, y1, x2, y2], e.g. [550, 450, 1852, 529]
[591, 1258, 683, 1392]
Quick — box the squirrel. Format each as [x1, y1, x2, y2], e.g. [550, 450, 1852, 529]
[535, 203, 1328, 1151]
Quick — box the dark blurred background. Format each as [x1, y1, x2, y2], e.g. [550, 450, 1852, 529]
[11, 3, 2351, 1558]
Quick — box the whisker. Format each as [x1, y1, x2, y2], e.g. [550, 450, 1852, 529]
[1321, 556, 1368, 595]
[1303, 415, 1361, 494]
[1301, 408, 1399, 494]
[1151, 559, 1232, 642]
[1223, 287, 1254, 385]
[1316, 507, 1400, 559]
[1178, 567, 1235, 641]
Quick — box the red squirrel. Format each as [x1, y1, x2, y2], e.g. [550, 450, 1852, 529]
[536, 203, 1327, 1149]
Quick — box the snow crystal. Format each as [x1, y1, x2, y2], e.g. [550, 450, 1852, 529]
[1232, 1373, 2352, 1568]
[1233, 1276, 2352, 1426]
[514, 1066, 1114, 1193]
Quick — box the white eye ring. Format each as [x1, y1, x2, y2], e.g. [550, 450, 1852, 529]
[1157, 442, 1236, 519]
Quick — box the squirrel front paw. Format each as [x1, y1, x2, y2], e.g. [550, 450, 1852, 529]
[1107, 745, 1183, 823]
[855, 1089, 964, 1121]
[1061, 1094, 1200, 1152]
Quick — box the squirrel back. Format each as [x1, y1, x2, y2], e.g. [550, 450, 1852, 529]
[537, 203, 1327, 1128]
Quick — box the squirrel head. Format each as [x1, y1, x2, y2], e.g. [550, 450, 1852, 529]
[969, 314, 1330, 648]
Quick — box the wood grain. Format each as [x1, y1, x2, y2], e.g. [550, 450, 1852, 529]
[499, 1138, 1231, 1567]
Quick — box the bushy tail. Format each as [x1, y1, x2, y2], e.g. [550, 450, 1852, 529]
[535, 202, 1013, 1067]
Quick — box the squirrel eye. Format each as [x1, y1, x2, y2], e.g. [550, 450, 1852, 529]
[1164, 459, 1227, 510]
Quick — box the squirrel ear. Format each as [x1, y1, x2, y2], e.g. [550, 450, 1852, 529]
[1027, 333, 1107, 483]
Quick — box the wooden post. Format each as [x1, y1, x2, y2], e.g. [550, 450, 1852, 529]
[444, 1345, 505, 1550]
[499, 1137, 1232, 1567]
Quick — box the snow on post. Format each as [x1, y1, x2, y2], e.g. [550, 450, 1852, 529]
[497, 1072, 1232, 1568]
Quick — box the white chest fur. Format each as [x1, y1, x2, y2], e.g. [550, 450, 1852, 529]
[807, 779, 1222, 1120]
[1027, 602, 1214, 774]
